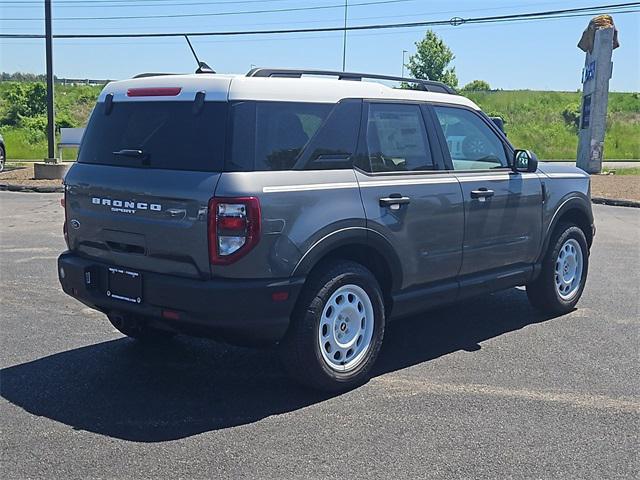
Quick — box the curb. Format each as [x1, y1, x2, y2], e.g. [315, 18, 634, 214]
[591, 196, 640, 208]
[0, 183, 63, 193]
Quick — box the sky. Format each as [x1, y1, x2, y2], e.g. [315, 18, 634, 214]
[0, 0, 639, 91]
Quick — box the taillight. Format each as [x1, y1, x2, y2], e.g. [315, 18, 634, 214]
[208, 197, 261, 265]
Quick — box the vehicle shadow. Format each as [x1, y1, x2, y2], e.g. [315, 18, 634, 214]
[0, 288, 560, 442]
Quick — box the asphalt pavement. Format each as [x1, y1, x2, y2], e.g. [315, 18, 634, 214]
[1, 192, 638, 479]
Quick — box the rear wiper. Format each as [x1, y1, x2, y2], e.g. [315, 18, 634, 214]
[113, 149, 144, 158]
[113, 149, 150, 166]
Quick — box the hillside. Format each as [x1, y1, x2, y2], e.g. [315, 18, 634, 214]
[0, 81, 638, 160]
[464, 90, 639, 159]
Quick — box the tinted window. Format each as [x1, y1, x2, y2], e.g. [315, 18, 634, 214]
[433, 106, 508, 170]
[228, 101, 332, 171]
[366, 103, 434, 172]
[298, 101, 361, 170]
[78, 101, 226, 171]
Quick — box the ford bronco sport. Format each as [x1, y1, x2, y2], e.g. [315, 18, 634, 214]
[58, 68, 594, 391]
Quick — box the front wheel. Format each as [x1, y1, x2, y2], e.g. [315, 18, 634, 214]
[279, 261, 385, 392]
[527, 223, 589, 314]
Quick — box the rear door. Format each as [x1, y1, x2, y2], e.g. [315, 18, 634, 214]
[64, 93, 228, 279]
[355, 101, 464, 292]
[429, 104, 542, 276]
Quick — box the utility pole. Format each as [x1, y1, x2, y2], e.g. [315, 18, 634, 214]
[44, 0, 55, 162]
[342, 0, 348, 71]
[35, 0, 68, 179]
[402, 49, 408, 77]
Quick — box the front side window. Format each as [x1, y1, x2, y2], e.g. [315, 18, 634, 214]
[365, 103, 434, 173]
[433, 106, 508, 170]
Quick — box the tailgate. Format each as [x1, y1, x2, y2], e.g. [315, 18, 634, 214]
[65, 164, 218, 279]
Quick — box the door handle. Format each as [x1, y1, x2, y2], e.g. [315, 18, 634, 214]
[470, 188, 494, 199]
[379, 194, 411, 209]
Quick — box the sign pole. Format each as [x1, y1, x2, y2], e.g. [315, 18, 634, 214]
[576, 16, 619, 174]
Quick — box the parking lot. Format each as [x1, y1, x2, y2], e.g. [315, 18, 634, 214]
[1, 191, 638, 479]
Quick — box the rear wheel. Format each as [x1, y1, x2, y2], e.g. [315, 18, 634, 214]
[279, 261, 385, 392]
[108, 313, 174, 342]
[527, 223, 589, 314]
[0, 145, 5, 173]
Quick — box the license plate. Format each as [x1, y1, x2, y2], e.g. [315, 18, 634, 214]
[107, 267, 142, 304]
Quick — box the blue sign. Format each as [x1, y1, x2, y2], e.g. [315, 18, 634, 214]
[582, 61, 596, 83]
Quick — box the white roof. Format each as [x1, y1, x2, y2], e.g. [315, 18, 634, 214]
[98, 73, 479, 109]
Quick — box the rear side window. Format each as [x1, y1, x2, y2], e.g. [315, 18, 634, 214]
[78, 101, 226, 171]
[227, 101, 333, 171]
[297, 101, 362, 170]
[365, 103, 434, 172]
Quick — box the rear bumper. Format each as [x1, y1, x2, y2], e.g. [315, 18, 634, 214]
[57, 252, 304, 344]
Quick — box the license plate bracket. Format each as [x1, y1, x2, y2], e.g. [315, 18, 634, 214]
[107, 267, 142, 304]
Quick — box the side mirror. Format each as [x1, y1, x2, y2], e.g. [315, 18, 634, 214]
[513, 149, 538, 173]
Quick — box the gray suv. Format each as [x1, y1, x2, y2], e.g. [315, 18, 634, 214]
[58, 68, 594, 391]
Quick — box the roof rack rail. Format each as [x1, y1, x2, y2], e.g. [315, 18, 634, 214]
[246, 68, 457, 95]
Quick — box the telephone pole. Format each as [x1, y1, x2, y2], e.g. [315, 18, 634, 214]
[35, 0, 68, 179]
[342, 0, 348, 71]
[44, 0, 55, 161]
[401, 49, 408, 77]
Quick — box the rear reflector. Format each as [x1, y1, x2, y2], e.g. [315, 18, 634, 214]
[127, 87, 182, 97]
[161, 309, 181, 320]
[271, 291, 289, 302]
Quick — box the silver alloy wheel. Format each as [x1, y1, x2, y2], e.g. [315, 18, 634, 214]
[554, 238, 584, 300]
[318, 284, 375, 372]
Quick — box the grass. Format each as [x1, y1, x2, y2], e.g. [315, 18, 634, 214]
[1, 82, 638, 160]
[463, 90, 639, 160]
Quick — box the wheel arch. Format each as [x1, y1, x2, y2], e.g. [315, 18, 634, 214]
[540, 195, 594, 262]
[292, 227, 402, 302]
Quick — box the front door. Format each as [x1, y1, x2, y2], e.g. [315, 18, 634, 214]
[355, 102, 464, 291]
[430, 104, 542, 277]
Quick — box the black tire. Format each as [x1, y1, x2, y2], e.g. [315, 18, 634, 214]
[527, 222, 589, 315]
[108, 313, 175, 342]
[279, 260, 386, 392]
[0, 145, 5, 173]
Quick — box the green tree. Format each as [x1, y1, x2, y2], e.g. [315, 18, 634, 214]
[406, 30, 458, 88]
[0, 82, 47, 125]
[462, 80, 491, 92]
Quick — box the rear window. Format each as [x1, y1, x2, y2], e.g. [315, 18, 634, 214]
[78, 101, 227, 171]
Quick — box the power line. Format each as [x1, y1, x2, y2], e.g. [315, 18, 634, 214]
[1, 3, 638, 38]
[0, 0, 288, 4]
[0, 0, 577, 33]
[0, 0, 289, 4]
[2, 10, 638, 47]
[1, 0, 418, 21]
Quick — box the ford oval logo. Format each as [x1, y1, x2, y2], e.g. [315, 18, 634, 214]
[70, 219, 81, 230]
